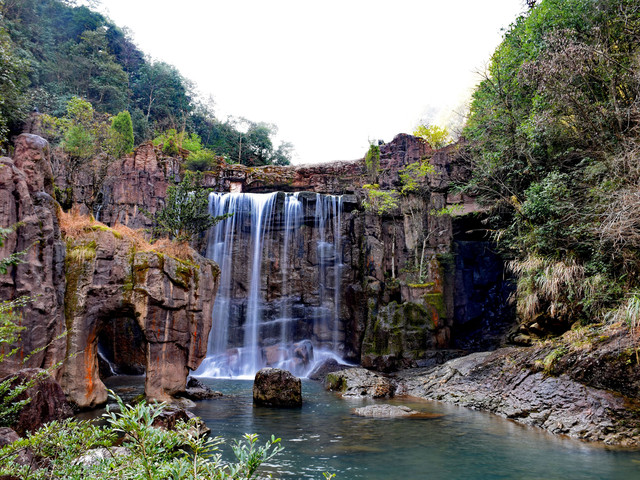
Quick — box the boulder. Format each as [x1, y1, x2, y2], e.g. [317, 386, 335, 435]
[0, 427, 33, 466]
[183, 377, 222, 400]
[152, 406, 209, 435]
[253, 368, 302, 407]
[353, 405, 419, 417]
[325, 368, 396, 398]
[307, 358, 351, 381]
[74, 447, 131, 468]
[1, 368, 73, 436]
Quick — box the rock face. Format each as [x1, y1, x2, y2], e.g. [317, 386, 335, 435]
[396, 328, 640, 447]
[325, 368, 395, 398]
[253, 368, 302, 407]
[1, 133, 218, 409]
[0, 134, 66, 378]
[61, 228, 218, 407]
[1, 368, 73, 436]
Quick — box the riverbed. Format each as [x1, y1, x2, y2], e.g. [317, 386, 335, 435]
[189, 378, 640, 480]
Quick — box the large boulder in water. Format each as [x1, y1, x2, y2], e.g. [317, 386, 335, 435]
[253, 368, 302, 407]
[325, 368, 396, 398]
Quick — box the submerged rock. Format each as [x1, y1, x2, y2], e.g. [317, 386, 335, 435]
[353, 405, 419, 417]
[253, 368, 302, 407]
[325, 368, 396, 398]
[152, 406, 210, 435]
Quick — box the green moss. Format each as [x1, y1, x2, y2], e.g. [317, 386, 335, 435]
[174, 263, 193, 289]
[89, 224, 123, 239]
[407, 282, 435, 289]
[423, 293, 447, 320]
[325, 374, 347, 392]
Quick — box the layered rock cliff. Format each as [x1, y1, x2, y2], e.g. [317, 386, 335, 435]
[1, 134, 218, 408]
[61, 132, 515, 368]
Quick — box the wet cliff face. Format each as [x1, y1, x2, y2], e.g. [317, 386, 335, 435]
[60, 133, 516, 372]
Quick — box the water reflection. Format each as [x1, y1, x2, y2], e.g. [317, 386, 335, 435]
[191, 379, 640, 480]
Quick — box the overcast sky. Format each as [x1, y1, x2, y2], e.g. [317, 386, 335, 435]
[97, 0, 525, 164]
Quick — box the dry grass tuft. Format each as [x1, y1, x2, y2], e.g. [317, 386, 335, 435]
[59, 208, 194, 261]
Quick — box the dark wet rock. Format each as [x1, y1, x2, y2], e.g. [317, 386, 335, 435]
[1, 368, 73, 436]
[253, 368, 302, 407]
[307, 358, 351, 381]
[325, 368, 396, 398]
[353, 405, 419, 417]
[183, 377, 222, 400]
[361, 354, 417, 373]
[152, 406, 210, 435]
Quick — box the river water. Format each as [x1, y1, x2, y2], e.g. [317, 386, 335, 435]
[189, 378, 640, 480]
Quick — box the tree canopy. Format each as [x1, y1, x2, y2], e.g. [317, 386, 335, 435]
[463, 0, 640, 328]
[0, 0, 293, 165]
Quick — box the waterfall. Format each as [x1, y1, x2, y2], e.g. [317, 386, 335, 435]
[195, 191, 346, 379]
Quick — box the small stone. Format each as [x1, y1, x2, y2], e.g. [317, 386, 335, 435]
[74, 447, 131, 467]
[253, 368, 302, 408]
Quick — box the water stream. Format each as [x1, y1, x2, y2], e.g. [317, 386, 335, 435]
[195, 192, 345, 379]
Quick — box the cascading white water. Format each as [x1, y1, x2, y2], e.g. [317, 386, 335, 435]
[195, 191, 346, 379]
[314, 194, 344, 353]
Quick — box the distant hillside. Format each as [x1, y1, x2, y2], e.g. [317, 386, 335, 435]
[0, 0, 291, 166]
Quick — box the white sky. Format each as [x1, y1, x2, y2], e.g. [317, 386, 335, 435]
[96, 0, 525, 164]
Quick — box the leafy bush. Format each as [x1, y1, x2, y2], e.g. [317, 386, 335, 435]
[0, 392, 283, 479]
[413, 124, 451, 149]
[149, 171, 229, 242]
[185, 148, 218, 172]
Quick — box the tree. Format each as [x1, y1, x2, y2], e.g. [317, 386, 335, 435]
[108, 110, 134, 158]
[0, 26, 29, 151]
[413, 124, 451, 149]
[150, 172, 229, 243]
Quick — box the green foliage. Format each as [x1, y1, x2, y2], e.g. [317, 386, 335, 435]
[364, 143, 381, 181]
[462, 0, 640, 328]
[0, 25, 29, 150]
[413, 124, 451, 149]
[362, 184, 399, 215]
[399, 161, 436, 195]
[0, 392, 283, 479]
[1, 0, 293, 164]
[186, 148, 218, 172]
[149, 171, 228, 242]
[109, 110, 134, 158]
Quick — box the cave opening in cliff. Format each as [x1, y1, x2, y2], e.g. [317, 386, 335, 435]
[97, 310, 147, 379]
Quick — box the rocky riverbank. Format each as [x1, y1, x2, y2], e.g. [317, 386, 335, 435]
[326, 324, 640, 447]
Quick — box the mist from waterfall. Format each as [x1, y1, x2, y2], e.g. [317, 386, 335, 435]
[195, 192, 345, 379]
